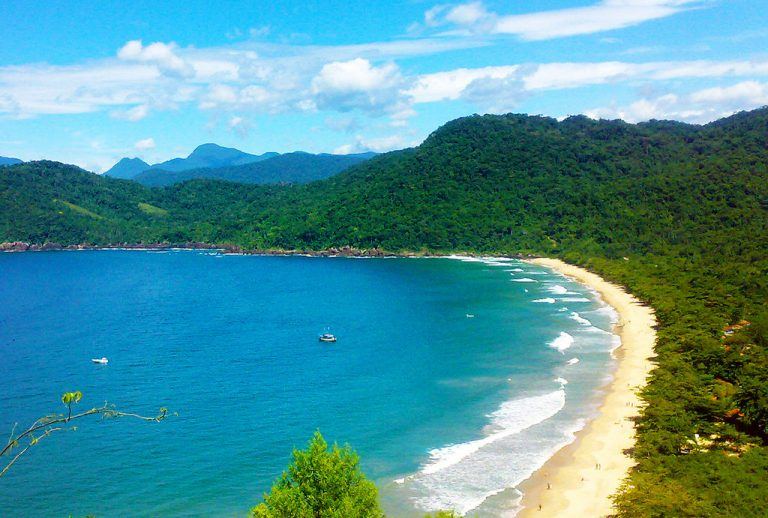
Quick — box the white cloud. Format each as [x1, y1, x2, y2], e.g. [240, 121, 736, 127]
[227, 115, 251, 137]
[312, 58, 401, 95]
[445, 2, 489, 26]
[586, 81, 768, 123]
[523, 61, 643, 90]
[406, 65, 518, 103]
[249, 26, 271, 38]
[425, 0, 705, 40]
[111, 103, 150, 121]
[117, 40, 192, 77]
[311, 58, 404, 113]
[690, 81, 768, 104]
[0, 36, 485, 120]
[462, 75, 529, 113]
[333, 134, 415, 154]
[134, 137, 156, 151]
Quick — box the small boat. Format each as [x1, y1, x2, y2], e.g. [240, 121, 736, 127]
[319, 333, 337, 343]
[466, 314, 475, 318]
[91, 357, 109, 364]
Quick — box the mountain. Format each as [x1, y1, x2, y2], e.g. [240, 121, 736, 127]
[0, 156, 22, 166]
[103, 157, 150, 179]
[134, 151, 376, 187]
[2, 109, 768, 516]
[151, 143, 277, 172]
[103, 144, 279, 180]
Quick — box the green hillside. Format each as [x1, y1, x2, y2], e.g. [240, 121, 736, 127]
[2, 108, 768, 516]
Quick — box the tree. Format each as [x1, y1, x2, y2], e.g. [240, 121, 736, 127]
[251, 431, 382, 518]
[1, 391, 168, 478]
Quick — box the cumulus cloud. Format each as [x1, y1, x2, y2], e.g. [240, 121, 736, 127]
[0, 36, 486, 120]
[462, 75, 529, 113]
[311, 58, 404, 113]
[134, 137, 156, 151]
[689, 81, 768, 105]
[117, 40, 193, 77]
[423, 0, 705, 40]
[333, 134, 415, 154]
[406, 65, 519, 103]
[585, 81, 768, 123]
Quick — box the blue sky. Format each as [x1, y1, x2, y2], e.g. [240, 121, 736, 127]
[1, 0, 767, 171]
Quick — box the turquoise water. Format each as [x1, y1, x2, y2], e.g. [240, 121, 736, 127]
[0, 251, 617, 516]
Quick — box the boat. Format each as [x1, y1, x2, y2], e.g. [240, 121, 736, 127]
[91, 357, 109, 364]
[319, 333, 337, 343]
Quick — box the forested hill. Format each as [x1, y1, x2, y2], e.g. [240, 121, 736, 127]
[2, 108, 768, 515]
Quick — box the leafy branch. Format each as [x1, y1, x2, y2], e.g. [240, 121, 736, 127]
[1, 391, 169, 479]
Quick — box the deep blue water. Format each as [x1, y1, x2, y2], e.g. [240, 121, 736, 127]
[0, 251, 616, 516]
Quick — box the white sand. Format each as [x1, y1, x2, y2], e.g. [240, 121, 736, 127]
[516, 258, 656, 517]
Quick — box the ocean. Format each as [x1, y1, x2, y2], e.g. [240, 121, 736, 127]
[0, 251, 617, 516]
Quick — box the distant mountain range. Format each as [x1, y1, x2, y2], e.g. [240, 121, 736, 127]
[0, 156, 23, 166]
[151, 143, 278, 173]
[133, 151, 376, 187]
[104, 143, 277, 179]
[105, 157, 151, 179]
[105, 143, 374, 186]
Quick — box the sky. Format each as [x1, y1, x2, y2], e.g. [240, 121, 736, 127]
[1, 0, 767, 172]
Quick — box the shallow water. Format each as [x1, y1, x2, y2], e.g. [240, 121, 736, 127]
[0, 251, 616, 516]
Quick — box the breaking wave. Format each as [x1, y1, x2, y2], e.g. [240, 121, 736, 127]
[549, 332, 575, 353]
[403, 389, 567, 514]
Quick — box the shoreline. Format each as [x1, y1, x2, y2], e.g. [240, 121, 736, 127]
[0, 241, 538, 259]
[2, 244, 655, 515]
[515, 258, 656, 517]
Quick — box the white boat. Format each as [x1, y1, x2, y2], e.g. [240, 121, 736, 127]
[91, 357, 109, 364]
[319, 333, 337, 343]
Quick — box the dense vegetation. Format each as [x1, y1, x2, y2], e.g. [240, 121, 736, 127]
[251, 432, 382, 518]
[2, 107, 768, 516]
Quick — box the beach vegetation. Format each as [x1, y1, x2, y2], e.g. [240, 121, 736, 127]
[251, 431, 382, 518]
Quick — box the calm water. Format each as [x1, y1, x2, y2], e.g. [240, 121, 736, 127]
[0, 251, 617, 517]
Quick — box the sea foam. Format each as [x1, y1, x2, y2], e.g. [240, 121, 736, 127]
[569, 312, 592, 326]
[547, 284, 569, 295]
[533, 298, 556, 304]
[511, 278, 537, 283]
[405, 389, 567, 514]
[549, 332, 574, 353]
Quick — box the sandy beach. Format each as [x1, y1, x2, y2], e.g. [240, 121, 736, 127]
[516, 258, 657, 517]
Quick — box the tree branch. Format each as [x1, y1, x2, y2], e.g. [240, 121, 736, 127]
[1, 398, 168, 479]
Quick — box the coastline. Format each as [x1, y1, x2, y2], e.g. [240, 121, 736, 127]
[3, 247, 658, 514]
[516, 258, 656, 517]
